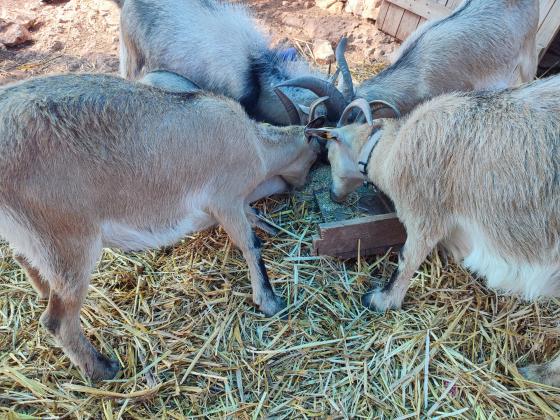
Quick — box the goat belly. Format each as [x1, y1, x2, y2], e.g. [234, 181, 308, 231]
[101, 211, 215, 252]
[449, 219, 560, 301]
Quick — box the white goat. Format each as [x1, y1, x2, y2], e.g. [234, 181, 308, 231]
[281, 0, 539, 116]
[0, 73, 324, 381]
[306, 75, 560, 386]
[113, 0, 345, 125]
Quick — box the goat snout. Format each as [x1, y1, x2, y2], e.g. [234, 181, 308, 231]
[330, 189, 347, 204]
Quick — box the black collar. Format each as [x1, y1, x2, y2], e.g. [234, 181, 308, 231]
[357, 130, 382, 182]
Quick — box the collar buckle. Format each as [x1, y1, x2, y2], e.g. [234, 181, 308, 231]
[358, 161, 368, 177]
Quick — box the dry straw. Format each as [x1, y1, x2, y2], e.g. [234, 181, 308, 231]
[1, 54, 560, 420]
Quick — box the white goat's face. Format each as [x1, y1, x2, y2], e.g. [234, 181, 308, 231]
[306, 124, 372, 203]
[327, 139, 364, 203]
[280, 138, 320, 188]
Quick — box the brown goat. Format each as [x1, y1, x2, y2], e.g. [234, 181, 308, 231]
[0, 73, 321, 380]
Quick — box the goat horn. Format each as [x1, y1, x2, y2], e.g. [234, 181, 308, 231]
[328, 67, 341, 84]
[335, 37, 354, 102]
[275, 77, 347, 122]
[338, 98, 374, 127]
[308, 96, 329, 122]
[369, 100, 401, 119]
[274, 87, 304, 125]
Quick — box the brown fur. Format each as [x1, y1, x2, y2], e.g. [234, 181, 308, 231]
[0, 73, 319, 380]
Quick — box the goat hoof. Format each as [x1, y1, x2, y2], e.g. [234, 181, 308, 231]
[87, 353, 120, 382]
[259, 295, 287, 318]
[362, 288, 399, 313]
[519, 363, 560, 387]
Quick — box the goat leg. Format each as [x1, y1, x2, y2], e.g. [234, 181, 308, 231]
[520, 356, 560, 387]
[41, 289, 120, 381]
[14, 254, 50, 300]
[362, 232, 436, 312]
[247, 208, 279, 236]
[247, 177, 289, 203]
[38, 238, 120, 381]
[215, 207, 286, 317]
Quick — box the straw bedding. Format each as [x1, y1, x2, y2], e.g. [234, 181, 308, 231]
[1, 66, 560, 419]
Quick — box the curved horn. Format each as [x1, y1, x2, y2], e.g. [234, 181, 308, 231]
[308, 96, 329, 122]
[335, 37, 354, 102]
[369, 100, 401, 119]
[328, 67, 341, 84]
[338, 98, 374, 127]
[274, 87, 304, 125]
[275, 77, 347, 122]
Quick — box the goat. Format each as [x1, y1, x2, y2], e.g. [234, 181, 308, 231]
[113, 0, 345, 125]
[306, 75, 560, 386]
[0, 73, 324, 381]
[280, 0, 539, 117]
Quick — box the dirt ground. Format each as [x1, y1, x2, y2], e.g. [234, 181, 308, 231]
[2, 1, 560, 419]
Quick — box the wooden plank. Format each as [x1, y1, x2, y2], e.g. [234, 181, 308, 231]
[377, 1, 391, 29]
[385, 0, 452, 20]
[312, 213, 407, 258]
[313, 241, 401, 260]
[381, 3, 406, 38]
[396, 9, 421, 40]
[539, 0, 556, 27]
[537, 0, 560, 57]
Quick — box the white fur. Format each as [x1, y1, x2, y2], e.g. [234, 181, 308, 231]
[247, 176, 288, 203]
[450, 218, 560, 301]
[119, 0, 326, 125]
[122, 1, 266, 99]
[101, 197, 215, 251]
[0, 208, 52, 279]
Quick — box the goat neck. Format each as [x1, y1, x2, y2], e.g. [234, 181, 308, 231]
[254, 123, 311, 177]
[362, 119, 402, 191]
[356, 66, 423, 116]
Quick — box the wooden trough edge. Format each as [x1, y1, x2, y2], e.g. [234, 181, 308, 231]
[312, 213, 407, 259]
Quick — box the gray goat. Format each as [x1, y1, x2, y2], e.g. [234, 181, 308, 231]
[280, 0, 539, 117]
[306, 75, 560, 386]
[0, 74, 324, 381]
[113, 0, 344, 125]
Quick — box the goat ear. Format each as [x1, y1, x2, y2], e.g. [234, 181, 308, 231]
[307, 115, 328, 129]
[304, 127, 339, 142]
[369, 100, 401, 119]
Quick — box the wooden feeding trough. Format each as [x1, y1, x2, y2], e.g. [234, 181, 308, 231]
[311, 0, 560, 259]
[309, 165, 406, 259]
